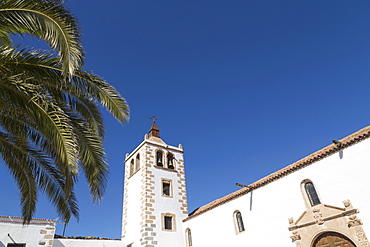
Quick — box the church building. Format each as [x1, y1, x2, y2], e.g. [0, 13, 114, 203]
[121, 123, 370, 247]
[1, 123, 370, 247]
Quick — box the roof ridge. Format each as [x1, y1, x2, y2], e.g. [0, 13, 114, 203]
[0, 215, 56, 222]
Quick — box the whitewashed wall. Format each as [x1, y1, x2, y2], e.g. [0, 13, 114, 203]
[53, 239, 124, 247]
[147, 142, 187, 247]
[0, 217, 55, 247]
[121, 148, 144, 245]
[183, 137, 370, 246]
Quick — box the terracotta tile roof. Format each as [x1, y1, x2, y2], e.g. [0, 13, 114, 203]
[183, 126, 370, 222]
[54, 234, 119, 240]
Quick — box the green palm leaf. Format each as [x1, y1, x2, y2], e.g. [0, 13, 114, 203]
[0, 0, 83, 76]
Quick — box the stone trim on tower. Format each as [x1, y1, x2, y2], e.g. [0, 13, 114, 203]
[176, 158, 188, 215]
[139, 145, 158, 246]
[122, 122, 187, 247]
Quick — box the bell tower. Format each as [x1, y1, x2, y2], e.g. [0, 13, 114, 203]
[121, 121, 188, 247]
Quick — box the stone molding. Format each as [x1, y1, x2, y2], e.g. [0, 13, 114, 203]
[288, 200, 370, 247]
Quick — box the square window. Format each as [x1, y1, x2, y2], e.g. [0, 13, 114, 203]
[162, 213, 176, 231]
[164, 216, 172, 230]
[162, 179, 172, 197]
[163, 181, 170, 196]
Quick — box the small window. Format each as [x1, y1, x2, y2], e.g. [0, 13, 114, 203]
[164, 216, 172, 230]
[162, 179, 172, 197]
[167, 153, 175, 169]
[156, 150, 163, 167]
[7, 244, 26, 247]
[162, 213, 176, 231]
[305, 182, 321, 206]
[186, 228, 192, 247]
[234, 211, 245, 233]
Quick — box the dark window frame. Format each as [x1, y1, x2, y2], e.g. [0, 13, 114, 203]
[186, 229, 192, 247]
[162, 180, 171, 197]
[305, 182, 321, 206]
[164, 216, 172, 230]
[162, 213, 176, 231]
[235, 211, 245, 233]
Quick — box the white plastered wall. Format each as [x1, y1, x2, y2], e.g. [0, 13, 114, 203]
[0, 218, 55, 247]
[53, 239, 124, 247]
[183, 138, 370, 246]
[147, 143, 187, 247]
[121, 147, 144, 245]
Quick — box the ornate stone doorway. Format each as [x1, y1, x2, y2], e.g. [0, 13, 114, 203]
[288, 200, 369, 247]
[313, 232, 356, 247]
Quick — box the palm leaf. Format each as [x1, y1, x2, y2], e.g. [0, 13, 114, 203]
[0, 0, 83, 76]
[0, 131, 79, 222]
[0, 132, 37, 223]
[0, 47, 129, 125]
[0, 76, 78, 199]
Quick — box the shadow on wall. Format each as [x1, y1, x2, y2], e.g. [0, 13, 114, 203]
[0, 242, 5, 247]
[53, 240, 66, 247]
[339, 150, 343, 159]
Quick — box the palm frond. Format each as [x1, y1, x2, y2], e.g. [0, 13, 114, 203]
[0, 77, 78, 198]
[73, 71, 130, 125]
[0, 131, 79, 223]
[0, 132, 37, 223]
[0, 47, 129, 125]
[0, 0, 83, 76]
[70, 116, 108, 202]
[0, 32, 12, 46]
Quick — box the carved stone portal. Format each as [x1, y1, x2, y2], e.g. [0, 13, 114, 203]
[288, 200, 369, 247]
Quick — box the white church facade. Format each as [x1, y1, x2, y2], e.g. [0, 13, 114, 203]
[1, 123, 370, 247]
[181, 125, 370, 247]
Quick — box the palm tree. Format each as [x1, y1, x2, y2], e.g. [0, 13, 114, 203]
[0, 0, 129, 223]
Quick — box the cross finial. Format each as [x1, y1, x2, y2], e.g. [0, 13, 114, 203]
[150, 116, 157, 123]
[148, 116, 160, 138]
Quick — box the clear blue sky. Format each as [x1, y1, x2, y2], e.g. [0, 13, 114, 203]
[1, 0, 370, 239]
